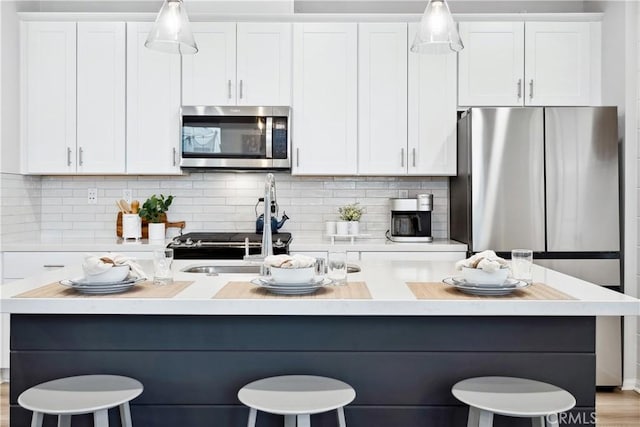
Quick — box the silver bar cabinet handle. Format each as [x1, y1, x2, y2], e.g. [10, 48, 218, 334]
[43, 264, 65, 268]
[529, 79, 534, 99]
[228, 80, 232, 99]
[239, 80, 243, 99]
[517, 79, 522, 99]
[67, 147, 72, 166]
[401, 148, 405, 167]
[296, 148, 300, 167]
[172, 148, 177, 166]
[78, 147, 84, 166]
[412, 148, 416, 167]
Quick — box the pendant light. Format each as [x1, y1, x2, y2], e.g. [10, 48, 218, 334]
[145, 0, 198, 55]
[410, 0, 463, 54]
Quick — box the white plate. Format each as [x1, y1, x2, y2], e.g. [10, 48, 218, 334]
[450, 277, 522, 289]
[250, 278, 332, 295]
[65, 276, 138, 286]
[257, 276, 329, 288]
[60, 277, 144, 294]
[442, 277, 530, 296]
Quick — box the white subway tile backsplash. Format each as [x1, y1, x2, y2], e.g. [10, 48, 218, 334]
[1, 173, 450, 240]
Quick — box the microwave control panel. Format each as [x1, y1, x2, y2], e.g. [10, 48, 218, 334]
[272, 118, 288, 159]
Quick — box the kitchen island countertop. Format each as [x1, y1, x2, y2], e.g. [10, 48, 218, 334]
[2, 260, 637, 316]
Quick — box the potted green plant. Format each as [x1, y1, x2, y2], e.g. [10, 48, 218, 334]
[139, 194, 174, 241]
[338, 203, 364, 235]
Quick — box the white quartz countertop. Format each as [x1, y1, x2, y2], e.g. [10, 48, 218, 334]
[0, 237, 467, 253]
[2, 260, 637, 316]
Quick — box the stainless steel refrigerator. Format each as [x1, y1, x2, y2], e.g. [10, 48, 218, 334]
[450, 107, 622, 387]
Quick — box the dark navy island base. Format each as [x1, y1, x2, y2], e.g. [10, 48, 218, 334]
[10, 314, 595, 427]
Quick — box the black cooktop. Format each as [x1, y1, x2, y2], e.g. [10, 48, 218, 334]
[168, 232, 292, 259]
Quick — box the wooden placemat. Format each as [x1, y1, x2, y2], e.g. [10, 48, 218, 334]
[13, 281, 194, 299]
[214, 281, 372, 299]
[407, 282, 575, 300]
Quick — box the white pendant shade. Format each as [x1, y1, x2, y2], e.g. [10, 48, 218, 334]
[145, 0, 198, 55]
[410, 0, 463, 54]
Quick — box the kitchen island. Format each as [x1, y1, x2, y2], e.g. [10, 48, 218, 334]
[2, 260, 638, 427]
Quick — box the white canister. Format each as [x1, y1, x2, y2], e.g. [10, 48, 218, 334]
[148, 222, 166, 241]
[325, 221, 337, 236]
[348, 221, 359, 236]
[122, 214, 142, 240]
[336, 221, 349, 236]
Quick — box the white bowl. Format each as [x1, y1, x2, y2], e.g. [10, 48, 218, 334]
[270, 266, 315, 284]
[83, 265, 130, 283]
[461, 266, 509, 285]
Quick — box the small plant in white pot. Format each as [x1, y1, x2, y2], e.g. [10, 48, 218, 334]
[139, 194, 174, 241]
[338, 203, 364, 235]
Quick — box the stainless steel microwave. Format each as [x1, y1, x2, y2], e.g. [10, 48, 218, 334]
[180, 106, 291, 170]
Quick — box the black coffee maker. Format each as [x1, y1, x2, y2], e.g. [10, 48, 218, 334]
[388, 194, 433, 242]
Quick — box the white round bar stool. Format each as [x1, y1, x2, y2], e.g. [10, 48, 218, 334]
[238, 375, 356, 427]
[452, 376, 576, 427]
[18, 374, 143, 427]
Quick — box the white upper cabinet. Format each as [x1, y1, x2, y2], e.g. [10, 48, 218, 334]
[182, 22, 291, 106]
[525, 22, 599, 106]
[408, 23, 457, 176]
[458, 22, 524, 107]
[22, 22, 77, 174]
[182, 23, 236, 106]
[22, 22, 127, 175]
[237, 23, 292, 105]
[77, 22, 126, 174]
[358, 23, 408, 175]
[127, 22, 182, 174]
[458, 21, 601, 106]
[292, 23, 358, 175]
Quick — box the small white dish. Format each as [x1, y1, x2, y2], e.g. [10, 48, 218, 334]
[270, 266, 315, 284]
[461, 266, 509, 285]
[82, 265, 130, 284]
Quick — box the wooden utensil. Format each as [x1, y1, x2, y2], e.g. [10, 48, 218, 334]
[130, 200, 140, 214]
[118, 199, 131, 214]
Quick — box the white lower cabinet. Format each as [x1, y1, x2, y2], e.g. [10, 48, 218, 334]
[359, 252, 466, 262]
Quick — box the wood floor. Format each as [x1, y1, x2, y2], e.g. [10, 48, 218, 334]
[0, 382, 637, 426]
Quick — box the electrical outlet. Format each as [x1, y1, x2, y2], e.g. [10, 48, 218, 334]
[88, 188, 98, 204]
[123, 189, 133, 204]
[399, 190, 409, 198]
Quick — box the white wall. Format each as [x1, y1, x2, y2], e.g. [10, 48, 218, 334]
[0, 1, 20, 174]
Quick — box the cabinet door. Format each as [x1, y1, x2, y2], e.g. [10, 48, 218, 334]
[525, 22, 596, 106]
[77, 22, 126, 174]
[182, 23, 236, 106]
[458, 22, 524, 106]
[358, 23, 408, 175]
[22, 22, 76, 174]
[292, 23, 357, 175]
[408, 23, 457, 176]
[127, 23, 181, 174]
[237, 23, 292, 105]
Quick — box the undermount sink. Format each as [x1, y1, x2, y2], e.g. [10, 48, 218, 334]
[181, 265, 261, 275]
[181, 263, 361, 275]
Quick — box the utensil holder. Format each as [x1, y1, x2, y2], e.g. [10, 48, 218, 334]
[122, 214, 142, 240]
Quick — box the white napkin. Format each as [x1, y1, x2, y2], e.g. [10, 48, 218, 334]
[82, 253, 147, 280]
[264, 254, 316, 269]
[454, 250, 508, 273]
